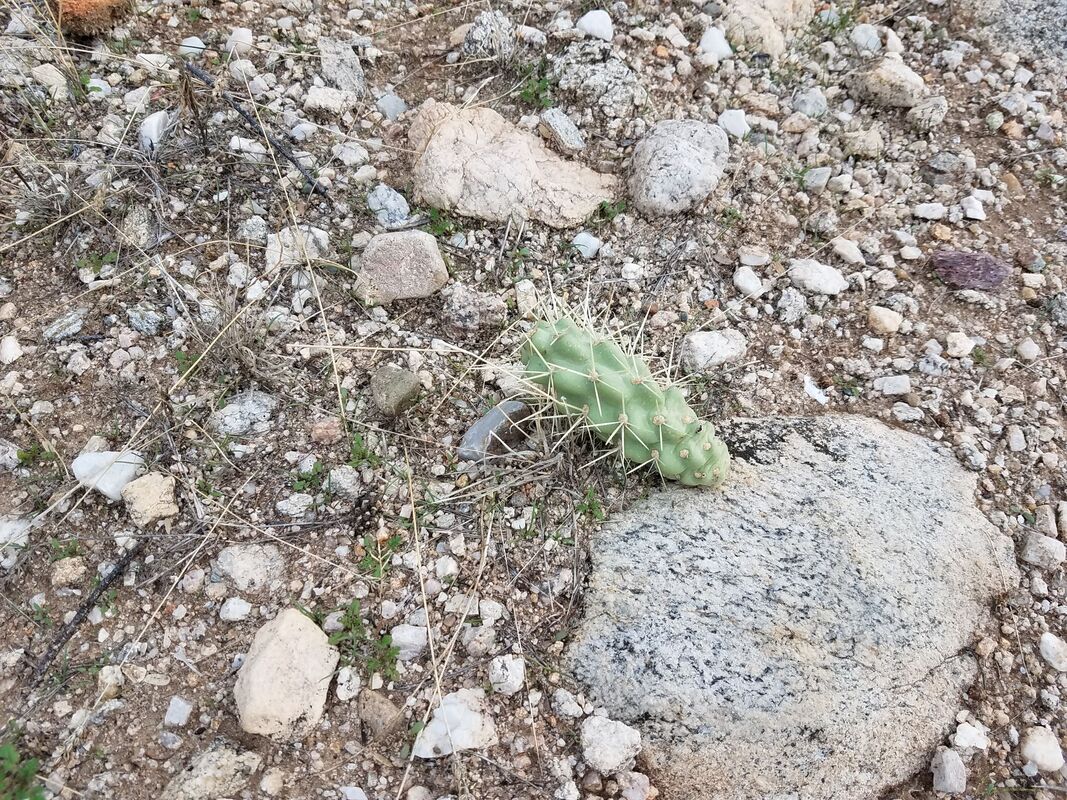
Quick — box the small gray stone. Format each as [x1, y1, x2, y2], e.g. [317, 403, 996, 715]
[375, 93, 407, 120]
[220, 597, 252, 621]
[43, 308, 88, 341]
[792, 87, 827, 117]
[931, 748, 966, 794]
[371, 365, 420, 417]
[366, 184, 410, 228]
[127, 303, 166, 335]
[776, 287, 808, 324]
[629, 120, 729, 216]
[161, 740, 261, 800]
[681, 330, 747, 372]
[318, 37, 366, 95]
[788, 259, 847, 295]
[354, 231, 448, 305]
[571, 231, 602, 259]
[444, 283, 506, 333]
[462, 10, 516, 62]
[803, 167, 832, 193]
[210, 391, 277, 437]
[538, 108, 585, 154]
[458, 401, 531, 461]
[165, 696, 194, 728]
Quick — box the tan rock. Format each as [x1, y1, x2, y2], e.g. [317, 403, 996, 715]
[408, 100, 618, 228]
[868, 305, 903, 334]
[121, 472, 178, 528]
[353, 231, 448, 306]
[234, 608, 339, 740]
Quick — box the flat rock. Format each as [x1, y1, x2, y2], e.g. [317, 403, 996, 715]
[408, 100, 617, 228]
[353, 230, 448, 305]
[413, 688, 498, 758]
[566, 415, 1016, 800]
[931, 251, 1011, 290]
[317, 37, 366, 95]
[370, 365, 420, 417]
[215, 544, 286, 593]
[210, 390, 277, 436]
[458, 400, 531, 461]
[550, 41, 647, 122]
[234, 608, 339, 740]
[681, 330, 747, 371]
[628, 120, 730, 216]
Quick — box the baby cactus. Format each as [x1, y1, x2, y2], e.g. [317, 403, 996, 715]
[522, 316, 730, 487]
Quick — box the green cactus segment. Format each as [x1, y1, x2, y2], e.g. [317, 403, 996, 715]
[522, 317, 730, 487]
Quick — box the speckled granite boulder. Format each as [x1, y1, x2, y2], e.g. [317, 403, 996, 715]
[566, 415, 1016, 800]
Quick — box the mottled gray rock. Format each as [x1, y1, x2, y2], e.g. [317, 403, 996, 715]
[126, 302, 166, 335]
[353, 230, 448, 305]
[538, 107, 586, 154]
[43, 308, 88, 341]
[462, 10, 516, 62]
[628, 120, 729, 216]
[265, 226, 329, 274]
[458, 401, 531, 461]
[215, 544, 286, 593]
[931, 251, 1011, 290]
[566, 415, 1016, 800]
[681, 330, 747, 371]
[317, 37, 366, 95]
[161, 740, 261, 800]
[550, 40, 647, 121]
[720, 0, 815, 56]
[444, 283, 507, 333]
[853, 54, 927, 107]
[210, 391, 277, 436]
[370, 365, 420, 417]
[366, 184, 410, 229]
[908, 95, 949, 131]
[1051, 292, 1067, 328]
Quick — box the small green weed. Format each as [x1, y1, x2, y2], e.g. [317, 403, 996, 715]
[832, 375, 861, 397]
[426, 208, 458, 238]
[0, 740, 45, 800]
[74, 250, 118, 276]
[366, 634, 399, 681]
[518, 59, 554, 109]
[324, 600, 400, 680]
[173, 349, 201, 378]
[576, 486, 606, 521]
[358, 533, 404, 580]
[971, 346, 990, 367]
[47, 538, 79, 562]
[16, 445, 56, 468]
[29, 602, 52, 630]
[719, 206, 743, 228]
[589, 200, 626, 227]
[348, 432, 381, 469]
[292, 460, 326, 492]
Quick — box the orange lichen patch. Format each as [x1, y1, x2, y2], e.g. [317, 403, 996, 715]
[55, 0, 132, 35]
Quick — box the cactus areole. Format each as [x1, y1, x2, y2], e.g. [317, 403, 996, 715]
[522, 317, 730, 487]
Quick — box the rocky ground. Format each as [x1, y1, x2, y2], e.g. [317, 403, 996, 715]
[0, 0, 1066, 798]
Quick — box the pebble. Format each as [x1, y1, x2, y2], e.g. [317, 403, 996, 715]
[1020, 726, 1064, 772]
[931, 251, 1011, 290]
[931, 748, 966, 794]
[412, 689, 498, 758]
[576, 9, 613, 41]
[1038, 631, 1067, 671]
[571, 231, 603, 259]
[72, 451, 145, 502]
[787, 259, 848, 295]
[681, 330, 747, 371]
[220, 597, 252, 621]
[913, 202, 947, 220]
[580, 716, 641, 774]
[0, 336, 22, 365]
[366, 184, 411, 229]
[164, 696, 193, 727]
[1020, 532, 1065, 569]
[538, 108, 586, 154]
[945, 333, 974, 358]
[867, 306, 903, 334]
[733, 266, 763, 297]
[488, 654, 526, 695]
[458, 401, 531, 461]
[873, 375, 911, 396]
[738, 246, 772, 267]
[376, 93, 407, 120]
[138, 110, 172, 155]
[177, 36, 206, 56]
[1015, 338, 1040, 362]
[717, 109, 750, 139]
[371, 365, 420, 417]
[225, 27, 254, 55]
[698, 27, 732, 60]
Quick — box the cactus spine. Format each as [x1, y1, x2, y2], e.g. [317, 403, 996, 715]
[522, 316, 730, 487]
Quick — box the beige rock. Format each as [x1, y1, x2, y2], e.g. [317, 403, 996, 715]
[234, 608, 339, 740]
[121, 472, 178, 528]
[720, 0, 815, 57]
[161, 740, 262, 800]
[353, 231, 448, 306]
[408, 100, 618, 228]
[868, 306, 903, 334]
[853, 55, 927, 108]
[51, 556, 87, 587]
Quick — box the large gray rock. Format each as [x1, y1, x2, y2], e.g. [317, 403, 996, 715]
[566, 415, 1016, 800]
[550, 40, 648, 123]
[628, 121, 729, 216]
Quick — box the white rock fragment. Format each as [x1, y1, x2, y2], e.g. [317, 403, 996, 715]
[1015, 338, 1040, 362]
[733, 266, 764, 298]
[215, 544, 286, 593]
[851, 24, 881, 52]
[225, 27, 254, 56]
[952, 721, 990, 753]
[788, 259, 847, 295]
[210, 390, 277, 436]
[266, 226, 330, 273]
[1038, 631, 1067, 672]
[738, 246, 771, 267]
[831, 237, 864, 265]
[234, 608, 340, 740]
[1020, 726, 1064, 772]
[489, 654, 526, 695]
[854, 54, 926, 107]
[873, 375, 911, 396]
[961, 196, 986, 221]
[698, 27, 732, 61]
[165, 696, 194, 727]
[571, 231, 602, 259]
[717, 109, 750, 139]
[220, 597, 252, 621]
[0, 336, 22, 365]
[304, 86, 359, 116]
[413, 689, 498, 758]
[628, 120, 729, 216]
[580, 716, 641, 774]
[945, 332, 974, 358]
[138, 111, 173, 155]
[930, 748, 966, 794]
[1020, 532, 1065, 569]
[913, 202, 947, 220]
[178, 36, 206, 57]
[390, 624, 428, 662]
[681, 330, 747, 372]
[72, 451, 145, 502]
[576, 9, 613, 41]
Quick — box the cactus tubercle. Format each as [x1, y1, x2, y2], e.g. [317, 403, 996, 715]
[522, 316, 730, 488]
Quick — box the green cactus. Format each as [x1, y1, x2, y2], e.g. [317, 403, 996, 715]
[522, 316, 730, 487]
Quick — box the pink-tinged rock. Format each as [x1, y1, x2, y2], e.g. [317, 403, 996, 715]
[931, 251, 1011, 290]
